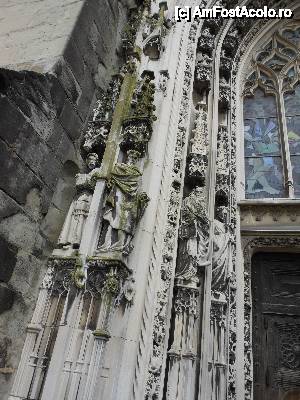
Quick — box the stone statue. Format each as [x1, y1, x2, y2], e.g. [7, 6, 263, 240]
[212, 205, 230, 293]
[176, 186, 210, 285]
[98, 150, 149, 256]
[57, 153, 100, 252]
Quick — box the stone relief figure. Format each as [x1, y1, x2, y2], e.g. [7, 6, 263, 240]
[56, 153, 100, 252]
[176, 185, 210, 284]
[212, 205, 231, 294]
[98, 150, 149, 256]
[208, 206, 231, 400]
[165, 186, 208, 400]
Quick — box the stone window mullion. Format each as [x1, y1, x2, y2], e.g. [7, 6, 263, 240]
[278, 79, 295, 198]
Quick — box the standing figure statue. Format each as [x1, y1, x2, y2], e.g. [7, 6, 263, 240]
[56, 153, 100, 253]
[176, 185, 210, 285]
[212, 205, 231, 293]
[98, 150, 149, 256]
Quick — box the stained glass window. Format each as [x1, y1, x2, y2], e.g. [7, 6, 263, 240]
[243, 26, 300, 199]
[244, 91, 285, 198]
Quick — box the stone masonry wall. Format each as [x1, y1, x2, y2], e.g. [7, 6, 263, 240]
[0, 0, 134, 397]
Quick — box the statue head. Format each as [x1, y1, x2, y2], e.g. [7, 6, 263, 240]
[86, 153, 99, 170]
[127, 150, 141, 165]
[192, 185, 206, 200]
[216, 205, 227, 224]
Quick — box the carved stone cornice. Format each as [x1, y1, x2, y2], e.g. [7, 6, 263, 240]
[240, 202, 300, 230]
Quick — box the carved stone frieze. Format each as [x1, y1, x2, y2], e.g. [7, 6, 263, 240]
[143, 3, 169, 60]
[86, 257, 132, 302]
[174, 286, 199, 316]
[144, 21, 199, 400]
[186, 103, 208, 187]
[216, 125, 230, 205]
[121, 6, 144, 54]
[186, 153, 208, 187]
[219, 79, 231, 110]
[222, 29, 239, 58]
[129, 72, 156, 123]
[202, 16, 223, 35]
[220, 53, 232, 81]
[46, 257, 85, 294]
[158, 70, 169, 96]
[121, 117, 152, 155]
[240, 203, 300, 229]
[194, 54, 212, 91]
[83, 121, 110, 154]
[210, 297, 227, 326]
[82, 75, 123, 156]
[197, 28, 215, 56]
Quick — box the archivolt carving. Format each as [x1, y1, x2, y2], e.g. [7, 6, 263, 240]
[144, 20, 200, 400]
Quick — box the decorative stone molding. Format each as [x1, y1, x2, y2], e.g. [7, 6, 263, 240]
[186, 103, 208, 187]
[240, 203, 300, 228]
[46, 256, 85, 293]
[122, 5, 144, 54]
[219, 78, 231, 110]
[158, 70, 169, 96]
[82, 75, 123, 156]
[129, 71, 156, 122]
[222, 28, 239, 58]
[194, 54, 212, 91]
[86, 256, 132, 301]
[216, 124, 230, 205]
[121, 117, 152, 155]
[202, 15, 223, 35]
[143, 2, 169, 60]
[144, 21, 199, 400]
[197, 28, 215, 57]
[220, 53, 232, 81]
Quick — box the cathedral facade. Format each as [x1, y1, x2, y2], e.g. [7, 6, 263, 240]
[1, 1, 300, 399]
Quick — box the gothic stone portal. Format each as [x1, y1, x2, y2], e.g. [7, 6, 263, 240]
[252, 252, 300, 400]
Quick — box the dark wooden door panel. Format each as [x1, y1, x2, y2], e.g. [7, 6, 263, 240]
[252, 252, 300, 400]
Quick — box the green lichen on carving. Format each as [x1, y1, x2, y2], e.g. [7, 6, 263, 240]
[130, 74, 157, 122]
[101, 72, 138, 176]
[93, 329, 111, 339]
[121, 3, 148, 52]
[71, 257, 85, 289]
[103, 271, 119, 296]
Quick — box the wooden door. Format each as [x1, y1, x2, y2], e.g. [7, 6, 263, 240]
[252, 252, 300, 400]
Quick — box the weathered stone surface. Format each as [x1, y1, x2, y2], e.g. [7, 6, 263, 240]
[0, 285, 15, 314]
[0, 237, 17, 283]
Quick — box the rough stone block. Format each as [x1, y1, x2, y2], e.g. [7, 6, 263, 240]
[0, 139, 43, 205]
[59, 99, 82, 141]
